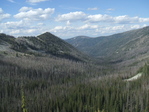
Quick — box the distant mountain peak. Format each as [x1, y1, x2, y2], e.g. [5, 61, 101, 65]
[42, 32, 53, 35]
[38, 32, 57, 38]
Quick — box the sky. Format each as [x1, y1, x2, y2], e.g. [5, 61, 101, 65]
[0, 0, 149, 39]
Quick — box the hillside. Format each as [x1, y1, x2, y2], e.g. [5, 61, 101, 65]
[66, 26, 149, 66]
[1, 30, 149, 112]
[0, 32, 89, 62]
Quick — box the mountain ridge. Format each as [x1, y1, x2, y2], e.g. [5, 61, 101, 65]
[66, 26, 149, 66]
[0, 32, 89, 62]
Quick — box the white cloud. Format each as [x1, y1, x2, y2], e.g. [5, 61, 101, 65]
[0, 8, 11, 21]
[56, 11, 149, 24]
[130, 25, 141, 29]
[95, 25, 145, 35]
[107, 8, 115, 11]
[1, 18, 147, 38]
[88, 7, 98, 10]
[51, 26, 73, 33]
[87, 14, 114, 23]
[19, 7, 32, 12]
[114, 15, 139, 24]
[114, 16, 149, 24]
[1, 20, 29, 29]
[1, 7, 149, 39]
[9, 29, 37, 35]
[49, 23, 148, 39]
[50, 24, 99, 38]
[87, 14, 149, 24]
[14, 7, 55, 21]
[56, 11, 87, 22]
[66, 21, 71, 25]
[37, 23, 44, 26]
[78, 24, 98, 30]
[0, 20, 46, 36]
[52, 24, 98, 33]
[26, 0, 48, 4]
[53, 26, 63, 30]
[139, 18, 149, 23]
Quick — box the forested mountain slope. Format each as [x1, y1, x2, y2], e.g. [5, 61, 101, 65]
[66, 26, 149, 65]
[1, 53, 149, 112]
[0, 32, 89, 62]
[1, 30, 149, 112]
[0, 32, 106, 112]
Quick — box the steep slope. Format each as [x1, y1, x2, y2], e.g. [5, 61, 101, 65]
[66, 26, 149, 65]
[0, 32, 89, 61]
[66, 36, 97, 53]
[0, 33, 19, 55]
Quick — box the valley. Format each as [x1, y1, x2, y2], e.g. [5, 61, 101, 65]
[66, 26, 149, 67]
[0, 26, 149, 112]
